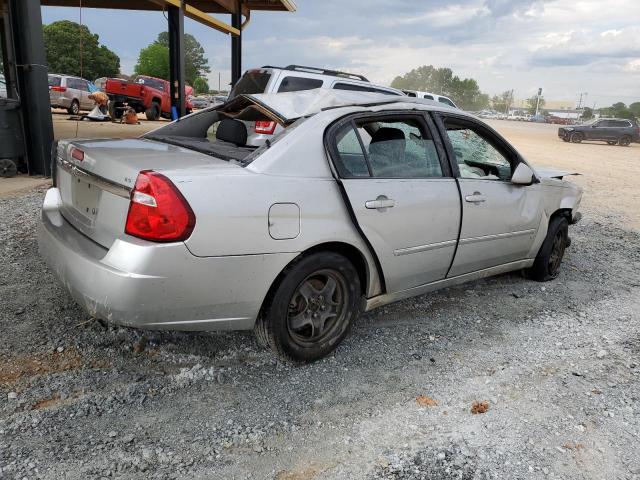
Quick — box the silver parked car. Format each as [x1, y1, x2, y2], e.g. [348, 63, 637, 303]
[48, 74, 94, 115]
[39, 90, 582, 362]
[402, 89, 458, 109]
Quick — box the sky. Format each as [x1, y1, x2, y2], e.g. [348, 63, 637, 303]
[42, 0, 640, 108]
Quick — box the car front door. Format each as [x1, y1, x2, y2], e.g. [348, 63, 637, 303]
[435, 114, 543, 277]
[588, 120, 609, 140]
[327, 113, 461, 293]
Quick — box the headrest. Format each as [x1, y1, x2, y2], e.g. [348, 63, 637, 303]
[369, 127, 406, 158]
[370, 127, 405, 144]
[216, 118, 248, 146]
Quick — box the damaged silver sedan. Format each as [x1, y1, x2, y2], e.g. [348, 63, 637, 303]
[39, 90, 582, 361]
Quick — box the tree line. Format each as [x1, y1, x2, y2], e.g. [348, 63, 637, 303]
[42, 20, 211, 94]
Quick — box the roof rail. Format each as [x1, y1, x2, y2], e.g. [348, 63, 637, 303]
[261, 65, 369, 82]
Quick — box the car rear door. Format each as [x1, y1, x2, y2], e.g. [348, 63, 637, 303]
[434, 113, 542, 276]
[326, 112, 461, 293]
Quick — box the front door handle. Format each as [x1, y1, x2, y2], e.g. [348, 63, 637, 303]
[365, 195, 395, 210]
[465, 192, 487, 204]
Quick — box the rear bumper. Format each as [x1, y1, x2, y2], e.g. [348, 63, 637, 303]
[38, 188, 298, 331]
[50, 96, 72, 109]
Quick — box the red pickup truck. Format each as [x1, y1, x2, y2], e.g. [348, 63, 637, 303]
[105, 75, 193, 121]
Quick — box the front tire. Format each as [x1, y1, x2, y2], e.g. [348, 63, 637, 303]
[527, 216, 569, 281]
[570, 132, 583, 143]
[256, 252, 361, 362]
[607, 141, 617, 145]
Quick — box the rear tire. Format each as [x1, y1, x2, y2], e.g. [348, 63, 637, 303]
[527, 216, 569, 282]
[256, 252, 361, 362]
[145, 102, 161, 121]
[618, 136, 631, 146]
[108, 101, 123, 120]
[67, 100, 80, 116]
[570, 132, 583, 143]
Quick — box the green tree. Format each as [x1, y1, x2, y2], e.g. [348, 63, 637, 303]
[491, 91, 512, 113]
[390, 65, 489, 110]
[134, 43, 170, 80]
[43, 20, 119, 80]
[193, 77, 209, 94]
[599, 102, 636, 120]
[629, 102, 640, 119]
[581, 107, 594, 120]
[526, 95, 545, 115]
[155, 32, 210, 85]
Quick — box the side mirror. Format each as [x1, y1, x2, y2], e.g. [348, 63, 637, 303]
[511, 163, 534, 185]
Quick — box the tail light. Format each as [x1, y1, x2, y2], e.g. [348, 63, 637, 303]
[70, 147, 84, 161]
[125, 171, 196, 242]
[51, 86, 67, 92]
[255, 120, 277, 135]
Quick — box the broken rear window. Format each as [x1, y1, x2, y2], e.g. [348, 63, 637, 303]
[229, 71, 271, 99]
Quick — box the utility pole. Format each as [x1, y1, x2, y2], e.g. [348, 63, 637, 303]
[218, 72, 221, 93]
[534, 87, 542, 117]
[577, 92, 587, 110]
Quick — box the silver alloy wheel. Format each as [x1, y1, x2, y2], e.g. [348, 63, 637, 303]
[70, 100, 80, 115]
[287, 269, 348, 347]
[570, 132, 582, 143]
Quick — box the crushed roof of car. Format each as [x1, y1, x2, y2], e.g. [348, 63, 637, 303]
[221, 89, 453, 125]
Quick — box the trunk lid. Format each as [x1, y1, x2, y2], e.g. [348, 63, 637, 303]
[56, 138, 239, 248]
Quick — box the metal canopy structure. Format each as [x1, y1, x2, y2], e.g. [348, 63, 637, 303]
[0, 0, 295, 176]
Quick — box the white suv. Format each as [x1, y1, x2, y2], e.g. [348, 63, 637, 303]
[402, 90, 458, 109]
[228, 65, 404, 146]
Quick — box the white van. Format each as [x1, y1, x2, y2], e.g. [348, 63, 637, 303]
[228, 65, 404, 146]
[402, 90, 458, 109]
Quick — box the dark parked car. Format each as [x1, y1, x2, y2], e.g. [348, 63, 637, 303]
[558, 118, 640, 146]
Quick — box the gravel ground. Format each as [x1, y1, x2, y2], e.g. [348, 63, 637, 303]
[2, 182, 640, 479]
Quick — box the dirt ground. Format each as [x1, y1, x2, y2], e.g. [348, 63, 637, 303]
[1, 117, 639, 479]
[486, 120, 640, 231]
[51, 109, 166, 141]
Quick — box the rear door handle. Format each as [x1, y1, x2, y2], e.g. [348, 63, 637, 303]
[365, 196, 395, 210]
[465, 192, 486, 204]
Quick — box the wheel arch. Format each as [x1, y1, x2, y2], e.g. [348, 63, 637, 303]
[550, 207, 572, 222]
[256, 241, 371, 325]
